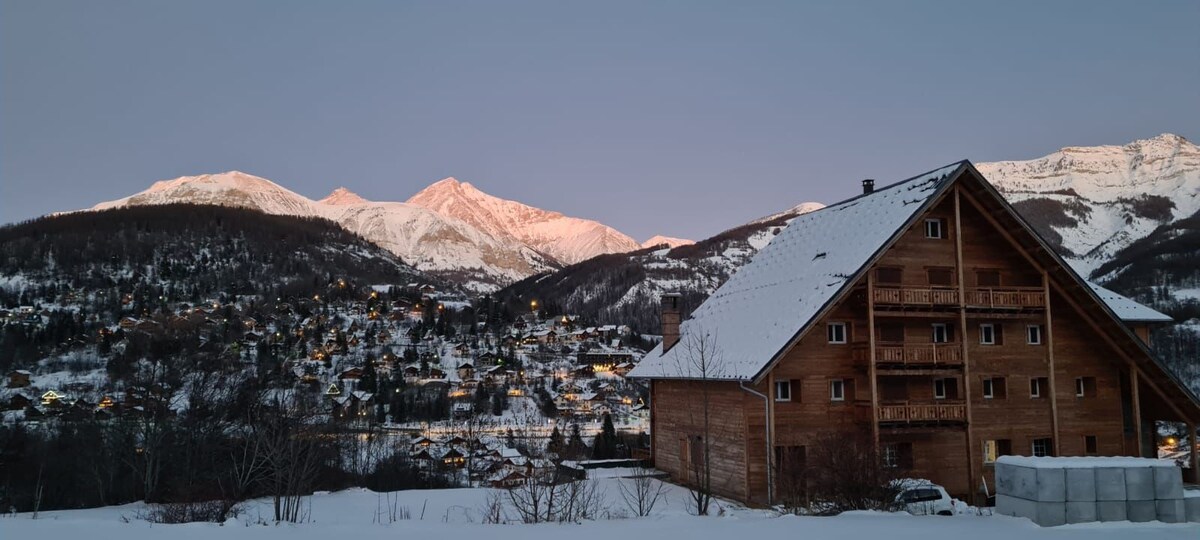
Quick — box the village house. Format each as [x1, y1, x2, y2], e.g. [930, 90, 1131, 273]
[7, 369, 31, 388]
[630, 161, 1200, 506]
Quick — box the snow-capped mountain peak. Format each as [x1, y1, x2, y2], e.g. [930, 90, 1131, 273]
[92, 171, 321, 216]
[976, 132, 1199, 274]
[641, 235, 695, 249]
[407, 177, 641, 265]
[320, 187, 370, 206]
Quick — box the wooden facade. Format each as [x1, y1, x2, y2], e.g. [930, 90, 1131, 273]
[643, 165, 1200, 505]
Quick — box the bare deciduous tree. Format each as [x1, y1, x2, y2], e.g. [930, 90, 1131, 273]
[673, 330, 726, 516]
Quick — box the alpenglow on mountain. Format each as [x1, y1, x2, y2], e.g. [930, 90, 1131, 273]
[406, 177, 642, 265]
[85, 172, 663, 292]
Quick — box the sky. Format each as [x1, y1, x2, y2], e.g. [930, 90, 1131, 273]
[2, 1, 1197, 241]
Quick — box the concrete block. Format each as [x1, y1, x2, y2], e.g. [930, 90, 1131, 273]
[1124, 467, 1154, 501]
[1184, 496, 1200, 523]
[1035, 501, 1066, 527]
[996, 494, 1037, 520]
[1095, 468, 1126, 501]
[1035, 467, 1066, 502]
[1065, 468, 1096, 502]
[1065, 501, 1097, 524]
[1153, 466, 1184, 499]
[996, 463, 1038, 499]
[1156, 499, 1185, 524]
[1097, 500, 1127, 522]
[1126, 500, 1157, 523]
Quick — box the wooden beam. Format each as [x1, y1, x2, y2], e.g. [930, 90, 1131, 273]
[954, 188, 978, 500]
[1131, 367, 1143, 457]
[958, 188, 1047, 274]
[1043, 272, 1061, 451]
[868, 270, 880, 449]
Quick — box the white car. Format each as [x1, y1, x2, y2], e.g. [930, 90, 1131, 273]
[893, 481, 955, 516]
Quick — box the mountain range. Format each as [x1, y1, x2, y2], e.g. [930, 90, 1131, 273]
[88, 173, 680, 292]
[70, 133, 1200, 312]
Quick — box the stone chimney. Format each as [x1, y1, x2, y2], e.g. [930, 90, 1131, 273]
[862, 179, 875, 194]
[661, 293, 682, 352]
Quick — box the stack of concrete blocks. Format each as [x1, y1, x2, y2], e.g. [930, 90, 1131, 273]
[994, 456, 1196, 525]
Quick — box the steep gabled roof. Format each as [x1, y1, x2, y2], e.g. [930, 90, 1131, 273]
[1087, 281, 1172, 323]
[629, 161, 967, 381]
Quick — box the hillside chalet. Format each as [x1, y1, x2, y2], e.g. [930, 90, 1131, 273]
[629, 161, 1200, 506]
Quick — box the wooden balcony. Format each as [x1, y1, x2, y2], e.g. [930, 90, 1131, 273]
[877, 402, 966, 425]
[872, 286, 958, 307]
[872, 286, 1045, 311]
[963, 287, 1045, 309]
[853, 343, 963, 369]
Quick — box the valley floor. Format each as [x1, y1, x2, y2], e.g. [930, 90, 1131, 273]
[4, 479, 1195, 540]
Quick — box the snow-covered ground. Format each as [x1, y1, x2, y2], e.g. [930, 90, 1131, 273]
[4, 481, 1195, 539]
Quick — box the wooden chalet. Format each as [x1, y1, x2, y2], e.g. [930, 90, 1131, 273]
[629, 161, 1200, 506]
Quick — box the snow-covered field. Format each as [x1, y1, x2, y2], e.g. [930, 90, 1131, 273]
[5, 480, 1194, 540]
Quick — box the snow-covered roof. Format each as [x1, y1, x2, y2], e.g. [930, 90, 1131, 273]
[1086, 281, 1171, 323]
[629, 162, 966, 381]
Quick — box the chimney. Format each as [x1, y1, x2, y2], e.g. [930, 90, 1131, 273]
[661, 293, 681, 352]
[862, 179, 875, 194]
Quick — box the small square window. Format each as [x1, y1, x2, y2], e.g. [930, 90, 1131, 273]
[1075, 376, 1096, 398]
[1027, 325, 1043, 345]
[980, 324, 996, 345]
[775, 380, 792, 402]
[830, 379, 846, 401]
[924, 218, 944, 239]
[827, 322, 847, 344]
[1084, 435, 1098, 454]
[1032, 438, 1053, 457]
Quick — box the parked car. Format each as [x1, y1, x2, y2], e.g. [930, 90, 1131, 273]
[892, 480, 955, 516]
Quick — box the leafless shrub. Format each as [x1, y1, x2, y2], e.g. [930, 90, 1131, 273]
[145, 500, 242, 523]
[793, 431, 900, 515]
[373, 491, 411, 524]
[479, 490, 506, 524]
[618, 468, 666, 517]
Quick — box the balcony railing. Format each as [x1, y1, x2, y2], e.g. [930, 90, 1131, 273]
[873, 286, 958, 307]
[855, 343, 962, 367]
[963, 287, 1045, 309]
[873, 286, 1044, 309]
[877, 402, 966, 424]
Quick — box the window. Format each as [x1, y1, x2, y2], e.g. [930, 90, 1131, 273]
[931, 323, 952, 344]
[983, 439, 1012, 464]
[775, 380, 792, 402]
[927, 268, 954, 286]
[883, 444, 898, 468]
[830, 379, 846, 401]
[924, 218, 945, 239]
[827, 322, 847, 344]
[985, 377, 1008, 399]
[1075, 376, 1096, 398]
[1027, 325, 1043, 345]
[979, 323, 996, 345]
[1031, 438, 1053, 457]
[934, 378, 947, 400]
[1030, 377, 1048, 398]
[876, 267, 903, 284]
[1084, 435, 1098, 454]
[976, 269, 1001, 287]
[883, 442, 912, 469]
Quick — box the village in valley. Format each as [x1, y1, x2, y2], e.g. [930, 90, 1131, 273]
[0, 279, 652, 490]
